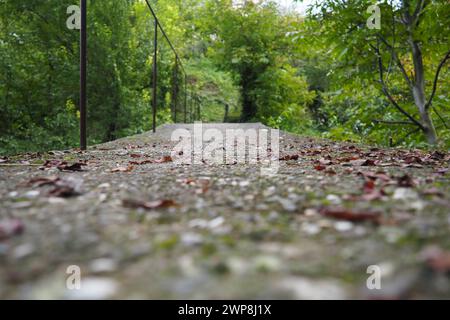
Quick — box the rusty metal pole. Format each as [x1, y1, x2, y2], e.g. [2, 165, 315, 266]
[189, 88, 193, 123]
[80, 0, 87, 150]
[197, 97, 202, 121]
[152, 19, 158, 133]
[173, 59, 178, 123]
[184, 74, 187, 123]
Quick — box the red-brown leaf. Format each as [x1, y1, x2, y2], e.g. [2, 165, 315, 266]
[319, 207, 381, 224]
[111, 165, 134, 173]
[0, 219, 24, 241]
[122, 199, 179, 210]
[58, 162, 87, 172]
[421, 246, 450, 273]
[280, 154, 299, 161]
[154, 156, 173, 163]
[24, 176, 60, 187]
[48, 186, 79, 198]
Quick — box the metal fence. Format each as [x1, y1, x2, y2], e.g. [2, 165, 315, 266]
[79, 0, 198, 150]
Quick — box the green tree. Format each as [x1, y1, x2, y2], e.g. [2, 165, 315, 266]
[303, 0, 450, 145]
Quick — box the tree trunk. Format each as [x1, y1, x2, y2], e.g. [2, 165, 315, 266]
[223, 103, 229, 122]
[241, 82, 255, 122]
[409, 33, 438, 144]
[240, 68, 257, 121]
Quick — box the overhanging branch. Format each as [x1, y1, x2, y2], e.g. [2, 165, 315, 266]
[425, 49, 450, 110]
[373, 120, 417, 126]
[377, 34, 413, 88]
[371, 42, 425, 131]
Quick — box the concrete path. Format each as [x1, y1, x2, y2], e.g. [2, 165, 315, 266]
[0, 123, 449, 299]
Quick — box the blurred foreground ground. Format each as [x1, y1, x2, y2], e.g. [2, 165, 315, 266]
[1, 123, 449, 299]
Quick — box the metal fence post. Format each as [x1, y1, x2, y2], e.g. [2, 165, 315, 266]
[80, 0, 87, 150]
[184, 74, 187, 123]
[152, 19, 158, 133]
[172, 58, 178, 123]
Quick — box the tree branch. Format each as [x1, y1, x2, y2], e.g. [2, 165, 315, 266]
[25, 9, 76, 56]
[373, 120, 418, 126]
[412, 0, 429, 26]
[377, 35, 413, 88]
[371, 41, 425, 131]
[425, 49, 450, 110]
[392, 127, 422, 146]
[432, 106, 449, 129]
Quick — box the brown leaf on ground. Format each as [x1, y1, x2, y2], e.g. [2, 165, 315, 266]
[40, 160, 87, 172]
[181, 178, 196, 185]
[421, 246, 450, 273]
[24, 176, 60, 187]
[314, 165, 326, 171]
[40, 160, 63, 170]
[279, 154, 299, 161]
[48, 186, 79, 198]
[154, 155, 173, 163]
[21, 176, 82, 198]
[58, 162, 87, 172]
[122, 199, 179, 210]
[361, 159, 376, 166]
[180, 178, 210, 194]
[359, 190, 386, 201]
[357, 171, 391, 182]
[403, 156, 423, 164]
[129, 160, 153, 166]
[346, 159, 365, 166]
[402, 163, 424, 168]
[363, 180, 375, 193]
[319, 207, 381, 224]
[429, 151, 446, 161]
[421, 188, 445, 198]
[0, 219, 24, 241]
[111, 165, 134, 173]
[319, 158, 333, 165]
[397, 174, 415, 188]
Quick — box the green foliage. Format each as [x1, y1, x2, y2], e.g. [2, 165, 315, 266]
[297, 0, 450, 147]
[1, 0, 448, 155]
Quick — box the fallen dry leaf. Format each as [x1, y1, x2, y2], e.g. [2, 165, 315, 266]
[48, 186, 79, 198]
[319, 207, 381, 224]
[24, 176, 60, 187]
[397, 174, 415, 188]
[0, 219, 24, 241]
[319, 158, 333, 165]
[421, 188, 444, 198]
[421, 246, 450, 273]
[357, 171, 391, 182]
[154, 156, 173, 163]
[40, 160, 87, 172]
[347, 159, 376, 167]
[122, 199, 179, 210]
[363, 180, 376, 193]
[129, 160, 153, 166]
[111, 165, 134, 173]
[279, 154, 299, 161]
[58, 162, 87, 172]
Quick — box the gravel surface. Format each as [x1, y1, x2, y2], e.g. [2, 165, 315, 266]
[0, 123, 449, 299]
